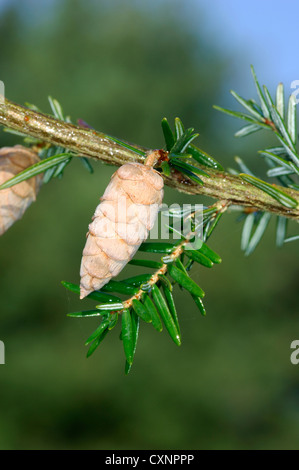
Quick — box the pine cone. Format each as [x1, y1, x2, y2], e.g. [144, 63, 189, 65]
[0, 145, 42, 235]
[80, 162, 164, 299]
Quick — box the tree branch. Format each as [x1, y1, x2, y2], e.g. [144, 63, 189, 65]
[0, 98, 298, 220]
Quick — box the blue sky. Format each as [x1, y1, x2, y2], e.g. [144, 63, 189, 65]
[196, 0, 299, 92]
[0, 0, 298, 95]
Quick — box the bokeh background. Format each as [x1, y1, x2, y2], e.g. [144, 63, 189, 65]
[0, 0, 298, 450]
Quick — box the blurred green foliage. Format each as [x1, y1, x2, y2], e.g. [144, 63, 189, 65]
[0, 0, 298, 450]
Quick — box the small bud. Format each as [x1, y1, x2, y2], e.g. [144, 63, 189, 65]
[0, 145, 42, 235]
